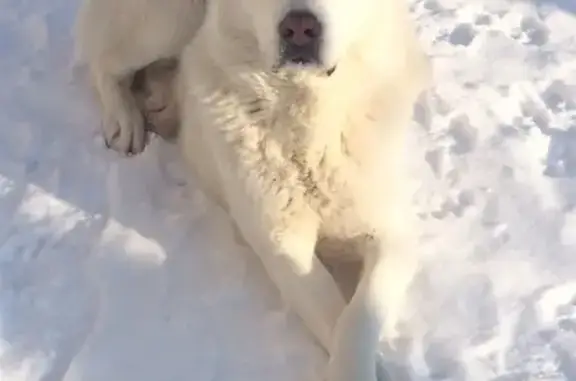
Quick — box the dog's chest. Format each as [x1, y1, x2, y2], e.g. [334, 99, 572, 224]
[253, 95, 384, 241]
[209, 75, 385, 239]
[299, 153, 375, 239]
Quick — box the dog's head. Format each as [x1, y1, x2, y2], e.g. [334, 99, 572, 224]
[206, 0, 387, 75]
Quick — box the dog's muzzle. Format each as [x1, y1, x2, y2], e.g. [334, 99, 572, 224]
[277, 10, 336, 76]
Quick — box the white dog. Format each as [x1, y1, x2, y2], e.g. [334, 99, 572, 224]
[75, 0, 431, 380]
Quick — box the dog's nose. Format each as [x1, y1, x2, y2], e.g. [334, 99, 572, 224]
[278, 11, 322, 47]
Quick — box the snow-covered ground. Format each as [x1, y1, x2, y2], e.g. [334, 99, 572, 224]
[1, 0, 575, 380]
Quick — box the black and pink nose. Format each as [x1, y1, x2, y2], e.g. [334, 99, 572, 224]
[277, 10, 323, 66]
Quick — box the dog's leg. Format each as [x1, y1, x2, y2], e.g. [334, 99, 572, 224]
[327, 236, 417, 381]
[220, 184, 347, 351]
[242, 216, 346, 351]
[91, 66, 147, 155]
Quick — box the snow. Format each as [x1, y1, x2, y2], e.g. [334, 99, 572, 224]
[0, 0, 575, 380]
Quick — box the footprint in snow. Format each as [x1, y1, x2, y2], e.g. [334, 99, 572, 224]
[448, 23, 477, 47]
[519, 16, 550, 46]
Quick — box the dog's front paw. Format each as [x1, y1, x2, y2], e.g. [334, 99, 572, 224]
[103, 104, 148, 155]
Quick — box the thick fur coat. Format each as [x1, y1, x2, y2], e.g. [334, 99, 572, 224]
[75, 0, 431, 379]
[176, 1, 430, 380]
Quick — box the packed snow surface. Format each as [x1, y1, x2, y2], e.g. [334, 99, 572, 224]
[1, 0, 575, 380]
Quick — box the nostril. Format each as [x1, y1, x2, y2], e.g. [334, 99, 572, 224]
[280, 26, 316, 40]
[304, 27, 318, 38]
[279, 11, 322, 46]
[280, 27, 294, 40]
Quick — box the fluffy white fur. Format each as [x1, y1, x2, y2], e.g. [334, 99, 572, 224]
[74, 0, 205, 154]
[176, 1, 431, 380]
[75, 0, 431, 379]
